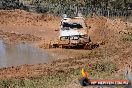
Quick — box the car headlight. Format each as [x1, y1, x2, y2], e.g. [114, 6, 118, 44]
[73, 36, 79, 40]
[80, 34, 88, 38]
[70, 36, 79, 40]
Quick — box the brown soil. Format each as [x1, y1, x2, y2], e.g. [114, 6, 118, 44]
[0, 9, 60, 41]
[0, 10, 132, 83]
[86, 16, 132, 69]
[85, 16, 131, 44]
[0, 30, 42, 43]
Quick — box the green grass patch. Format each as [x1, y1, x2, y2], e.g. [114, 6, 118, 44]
[122, 34, 132, 42]
[0, 73, 72, 88]
[116, 86, 126, 88]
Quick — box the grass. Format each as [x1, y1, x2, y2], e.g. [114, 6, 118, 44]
[0, 62, 123, 88]
[0, 68, 80, 88]
[0, 73, 72, 88]
[122, 34, 132, 42]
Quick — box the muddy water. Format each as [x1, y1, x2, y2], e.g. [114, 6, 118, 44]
[0, 40, 50, 68]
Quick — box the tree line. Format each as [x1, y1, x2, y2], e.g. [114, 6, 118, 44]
[21, 0, 132, 17]
[25, 0, 132, 9]
[0, 0, 132, 17]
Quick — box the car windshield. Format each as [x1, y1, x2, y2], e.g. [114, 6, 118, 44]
[62, 22, 83, 29]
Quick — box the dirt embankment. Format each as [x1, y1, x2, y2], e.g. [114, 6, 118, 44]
[85, 16, 132, 69]
[0, 30, 42, 43]
[0, 10, 60, 42]
[85, 16, 131, 44]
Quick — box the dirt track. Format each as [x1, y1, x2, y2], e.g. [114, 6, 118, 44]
[0, 10, 132, 88]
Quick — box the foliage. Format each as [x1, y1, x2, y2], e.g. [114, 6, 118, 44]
[24, 0, 132, 9]
[19, 0, 132, 17]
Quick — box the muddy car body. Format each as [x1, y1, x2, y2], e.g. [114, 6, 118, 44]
[59, 17, 90, 46]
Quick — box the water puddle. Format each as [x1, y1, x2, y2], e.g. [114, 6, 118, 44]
[0, 40, 50, 68]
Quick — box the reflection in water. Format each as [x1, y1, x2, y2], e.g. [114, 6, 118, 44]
[0, 40, 49, 68]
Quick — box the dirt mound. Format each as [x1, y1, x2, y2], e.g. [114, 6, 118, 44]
[85, 16, 130, 44]
[86, 16, 111, 44]
[85, 16, 132, 70]
[106, 18, 129, 33]
[0, 10, 59, 25]
[0, 10, 60, 41]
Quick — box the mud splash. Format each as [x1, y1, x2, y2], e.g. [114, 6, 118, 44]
[0, 40, 50, 68]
